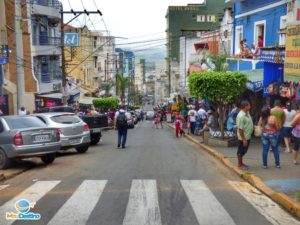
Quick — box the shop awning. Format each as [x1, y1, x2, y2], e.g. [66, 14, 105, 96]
[37, 89, 80, 100]
[78, 97, 97, 105]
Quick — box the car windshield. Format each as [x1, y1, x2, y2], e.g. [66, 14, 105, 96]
[50, 114, 81, 124]
[5, 117, 46, 129]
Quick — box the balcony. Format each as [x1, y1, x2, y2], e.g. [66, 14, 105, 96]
[31, 0, 61, 18]
[32, 36, 61, 56]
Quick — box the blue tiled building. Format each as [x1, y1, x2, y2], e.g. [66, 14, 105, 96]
[227, 0, 287, 94]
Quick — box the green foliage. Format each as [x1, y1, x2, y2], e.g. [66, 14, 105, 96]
[116, 74, 131, 105]
[93, 97, 118, 109]
[188, 71, 247, 104]
[209, 54, 228, 72]
[128, 105, 141, 111]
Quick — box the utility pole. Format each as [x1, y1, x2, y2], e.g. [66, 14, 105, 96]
[15, 0, 25, 111]
[60, 8, 102, 105]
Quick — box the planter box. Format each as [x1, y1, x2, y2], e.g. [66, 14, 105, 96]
[203, 131, 238, 147]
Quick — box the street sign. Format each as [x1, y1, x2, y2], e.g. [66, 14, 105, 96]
[0, 45, 9, 65]
[64, 33, 79, 46]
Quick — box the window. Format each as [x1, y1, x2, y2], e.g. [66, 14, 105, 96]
[279, 16, 287, 45]
[207, 15, 216, 22]
[254, 20, 266, 47]
[235, 26, 243, 54]
[94, 56, 97, 68]
[197, 15, 205, 22]
[5, 117, 46, 129]
[93, 37, 97, 48]
[50, 115, 80, 124]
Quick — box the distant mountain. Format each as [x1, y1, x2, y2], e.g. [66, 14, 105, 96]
[133, 49, 166, 62]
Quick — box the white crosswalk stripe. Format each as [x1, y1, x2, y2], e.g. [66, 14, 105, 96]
[0, 179, 296, 225]
[47, 180, 107, 225]
[228, 181, 300, 225]
[181, 180, 236, 225]
[0, 185, 9, 192]
[123, 179, 162, 225]
[0, 181, 60, 225]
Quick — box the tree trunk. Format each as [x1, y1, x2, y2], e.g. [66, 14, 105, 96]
[218, 104, 225, 139]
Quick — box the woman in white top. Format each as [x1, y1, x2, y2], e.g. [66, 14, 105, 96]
[283, 102, 297, 153]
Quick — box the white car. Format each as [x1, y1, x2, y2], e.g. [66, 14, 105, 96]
[33, 113, 91, 153]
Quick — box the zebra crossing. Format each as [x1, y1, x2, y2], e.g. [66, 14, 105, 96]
[0, 180, 299, 225]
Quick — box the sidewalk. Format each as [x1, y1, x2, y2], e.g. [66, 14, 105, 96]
[212, 138, 300, 202]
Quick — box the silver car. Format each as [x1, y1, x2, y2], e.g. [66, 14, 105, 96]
[34, 113, 91, 153]
[0, 116, 61, 169]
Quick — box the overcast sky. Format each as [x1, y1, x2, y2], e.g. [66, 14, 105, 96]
[60, 0, 204, 42]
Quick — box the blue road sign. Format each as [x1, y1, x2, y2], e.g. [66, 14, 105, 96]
[64, 33, 79, 46]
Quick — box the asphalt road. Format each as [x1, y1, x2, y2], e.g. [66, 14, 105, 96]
[0, 121, 299, 225]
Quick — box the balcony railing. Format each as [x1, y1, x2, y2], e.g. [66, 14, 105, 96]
[31, 0, 61, 9]
[32, 36, 61, 46]
[39, 71, 61, 83]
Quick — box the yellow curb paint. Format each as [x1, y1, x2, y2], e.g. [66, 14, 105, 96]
[163, 122, 300, 218]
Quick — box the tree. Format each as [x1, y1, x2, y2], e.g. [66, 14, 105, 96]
[101, 82, 115, 97]
[116, 74, 130, 106]
[188, 71, 247, 138]
[93, 97, 118, 110]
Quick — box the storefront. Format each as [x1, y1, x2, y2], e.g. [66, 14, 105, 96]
[259, 46, 285, 106]
[35, 90, 80, 110]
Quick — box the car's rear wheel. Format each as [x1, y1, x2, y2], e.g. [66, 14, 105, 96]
[90, 133, 101, 145]
[0, 149, 11, 170]
[41, 153, 56, 165]
[76, 145, 89, 153]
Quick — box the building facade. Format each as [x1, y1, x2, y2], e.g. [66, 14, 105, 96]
[166, 1, 227, 96]
[0, 0, 62, 114]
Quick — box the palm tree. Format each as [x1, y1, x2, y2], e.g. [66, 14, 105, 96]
[116, 74, 130, 106]
[101, 82, 114, 97]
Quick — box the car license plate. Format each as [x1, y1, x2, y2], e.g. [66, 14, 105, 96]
[91, 128, 101, 133]
[35, 135, 50, 142]
[69, 138, 81, 145]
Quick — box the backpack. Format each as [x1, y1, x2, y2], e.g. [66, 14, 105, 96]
[116, 112, 128, 128]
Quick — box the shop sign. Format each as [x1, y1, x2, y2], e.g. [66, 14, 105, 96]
[284, 25, 300, 81]
[259, 49, 285, 63]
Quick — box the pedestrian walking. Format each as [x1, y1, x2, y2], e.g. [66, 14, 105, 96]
[290, 102, 300, 165]
[283, 102, 296, 153]
[258, 107, 281, 169]
[159, 111, 163, 128]
[174, 112, 184, 138]
[140, 110, 144, 122]
[236, 100, 253, 170]
[152, 112, 159, 129]
[188, 106, 197, 135]
[115, 108, 130, 149]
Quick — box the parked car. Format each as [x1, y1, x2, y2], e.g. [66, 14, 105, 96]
[37, 107, 108, 145]
[0, 116, 61, 169]
[146, 111, 155, 120]
[130, 111, 138, 125]
[33, 113, 91, 153]
[81, 115, 108, 145]
[127, 114, 135, 129]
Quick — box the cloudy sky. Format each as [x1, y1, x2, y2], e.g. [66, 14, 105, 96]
[60, 0, 204, 42]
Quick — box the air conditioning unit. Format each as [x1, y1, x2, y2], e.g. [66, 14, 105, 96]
[53, 83, 62, 91]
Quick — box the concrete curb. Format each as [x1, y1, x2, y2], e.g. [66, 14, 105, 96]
[164, 122, 300, 218]
[0, 165, 35, 182]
